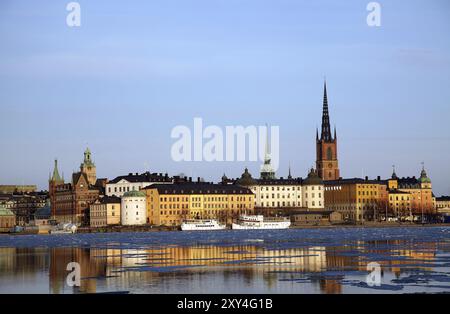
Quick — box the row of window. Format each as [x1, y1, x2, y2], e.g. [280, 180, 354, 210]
[257, 186, 322, 192]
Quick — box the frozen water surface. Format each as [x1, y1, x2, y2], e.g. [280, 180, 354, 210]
[0, 227, 449, 294]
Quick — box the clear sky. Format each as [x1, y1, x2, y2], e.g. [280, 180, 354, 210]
[0, 0, 449, 195]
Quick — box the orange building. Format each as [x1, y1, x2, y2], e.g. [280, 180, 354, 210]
[387, 166, 434, 216]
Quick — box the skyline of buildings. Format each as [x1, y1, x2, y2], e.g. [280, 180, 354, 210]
[36, 82, 443, 227]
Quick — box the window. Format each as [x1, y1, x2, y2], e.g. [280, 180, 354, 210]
[327, 147, 332, 160]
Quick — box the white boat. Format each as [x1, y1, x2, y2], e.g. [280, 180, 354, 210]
[181, 219, 226, 231]
[50, 223, 77, 234]
[232, 215, 291, 230]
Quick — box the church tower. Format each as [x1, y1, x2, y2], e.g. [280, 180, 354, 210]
[80, 147, 97, 185]
[49, 159, 64, 218]
[260, 125, 276, 180]
[316, 81, 340, 181]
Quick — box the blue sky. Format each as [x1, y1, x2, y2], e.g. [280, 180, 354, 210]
[0, 0, 449, 195]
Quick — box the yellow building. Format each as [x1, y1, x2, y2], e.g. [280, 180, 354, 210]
[144, 183, 255, 226]
[324, 178, 386, 222]
[388, 190, 412, 219]
[388, 166, 434, 216]
[89, 196, 121, 227]
[436, 196, 450, 213]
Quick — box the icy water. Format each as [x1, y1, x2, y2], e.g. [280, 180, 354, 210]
[1, 227, 450, 294]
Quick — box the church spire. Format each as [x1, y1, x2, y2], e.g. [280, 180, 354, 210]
[321, 80, 332, 142]
[50, 159, 62, 182]
[260, 124, 275, 180]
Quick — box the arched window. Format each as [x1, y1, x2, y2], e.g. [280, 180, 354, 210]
[327, 147, 333, 160]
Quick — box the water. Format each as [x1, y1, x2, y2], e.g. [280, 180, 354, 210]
[1, 227, 450, 294]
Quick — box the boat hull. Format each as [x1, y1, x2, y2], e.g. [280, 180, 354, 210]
[232, 221, 291, 230]
[181, 225, 226, 231]
[181, 219, 226, 231]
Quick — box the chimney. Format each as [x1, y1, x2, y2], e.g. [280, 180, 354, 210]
[365, 176, 368, 181]
[189, 177, 192, 182]
[197, 177, 201, 183]
[377, 176, 381, 181]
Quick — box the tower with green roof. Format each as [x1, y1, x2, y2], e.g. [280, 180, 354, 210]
[80, 147, 97, 185]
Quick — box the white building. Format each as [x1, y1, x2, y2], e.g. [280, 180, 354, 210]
[121, 190, 147, 225]
[235, 167, 324, 211]
[106, 172, 173, 197]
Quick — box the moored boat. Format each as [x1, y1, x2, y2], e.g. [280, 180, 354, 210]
[49, 223, 77, 234]
[232, 215, 291, 230]
[181, 219, 226, 231]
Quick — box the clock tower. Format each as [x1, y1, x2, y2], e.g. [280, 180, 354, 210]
[316, 81, 340, 181]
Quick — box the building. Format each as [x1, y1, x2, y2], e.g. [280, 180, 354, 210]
[436, 196, 450, 211]
[260, 127, 276, 180]
[90, 196, 121, 228]
[106, 172, 173, 197]
[144, 182, 255, 226]
[324, 165, 435, 223]
[50, 148, 103, 225]
[234, 167, 325, 216]
[49, 159, 65, 218]
[388, 189, 412, 219]
[387, 165, 435, 216]
[316, 81, 340, 181]
[292, 211, 343, 226]
[79, 148, 97, 185]
[34, 200, 52, 226]
[324, 177, 387, 222]
[0, 185, 36, 194]
[0, 205, 16, 233]
[121, 190, 147, 226]
[0, 191, 48, 226]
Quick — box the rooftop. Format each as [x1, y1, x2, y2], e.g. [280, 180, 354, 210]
[144, 183, 253, 195]
[109, 171, 173, 184]
[122, 190, 146, 198]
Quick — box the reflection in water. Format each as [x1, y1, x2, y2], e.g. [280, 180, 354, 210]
[0, 230, 449, 294]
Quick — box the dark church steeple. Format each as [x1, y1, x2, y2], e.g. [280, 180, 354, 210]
[321, 80, 333, 142]
[316, 80, 340, 181]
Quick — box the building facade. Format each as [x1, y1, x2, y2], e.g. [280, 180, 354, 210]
[50, 148, 102, 225]
[121, 191, 147, 226]
[436, 196, 450, 211]
[324, 177, 387, 222]
[324, 166, 435, 223]
[145, 183, 255, 226]
[0, 185, 36, 194]
[80, 148, 97, 185]
[90, 196, 121, 228]
[0, 205, 16, 232]
[387, 166, 435, 216]
[0, 191, 48, 226]
[316, 81, 340, 181]
[234, 167, 325, 216]
[49, 159, 64, 219]
[106, 172, 173, 197]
